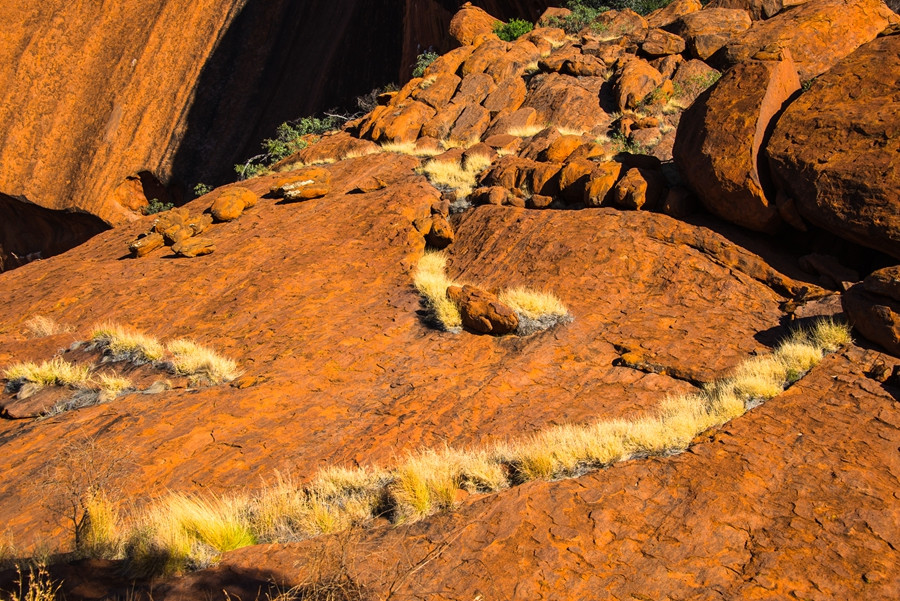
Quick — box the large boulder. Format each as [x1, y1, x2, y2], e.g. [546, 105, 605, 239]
[674, 52, 800, 232]
[842, 283, 900, 356]
[714, 0, 896, 80]
[671, 8, 752, 59]
[706, 0, 784, 20]
[449, 3, 500, 46]
[766, 34, 900, 258]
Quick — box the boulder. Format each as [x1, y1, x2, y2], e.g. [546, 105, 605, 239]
[161, 223, 194, 245]
[450, 104, 492, 142]
[672, 8, 752, 59]
[449, 2, 499, 46]
[211, 187, 256, 222]
[129, 232, 165, 258]
[593, 9, 648, 41]
[558, 159, 596, 204]
[411, 73, 461, 110]
[152, 207, 189, 233]
[671, 59, 721, 105]
[272, 168, 332, 202]
[647, 0, 703, 29]
[454, 73, 496, 105]
[842, 284, 900, 356]
[612, 167, 667, 211]
[714, 0, 896, 80]
[864, 266, 900, 302]
[460, 39, 509, 77]
[614, 58, 664, 111]
[424, 46, 474, 79]
[172, 236, 215, 258]
[425, 214, 454, 249]
[641, 29, 687, 56]
[585, 162, 624, 207]
[674, 53, 800, 232]
[483, 77, 527, 116]
[446, 284, 519, 335]
[706, 0, 784, 20]
[187, 213, 214, 236]
[421, 103, 466, 140]
[523, 73, 608, 133]
[540, 135, 585, 163]
[766, 34, 900, 258]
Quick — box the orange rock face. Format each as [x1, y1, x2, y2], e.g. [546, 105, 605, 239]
[766, 33, 900, 258]
[674, 54, 800, 232]
[715, 0, 896, 79]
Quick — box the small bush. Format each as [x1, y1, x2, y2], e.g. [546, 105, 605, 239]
[24, 316, 65, 338]
[90, 323, 165, 364]
[418, 153, 492, 200]
[236, 116, 339, 180]
[193, 183, 212, 197]
[412, 51, 439, 78]
[2, 564, 61, 601]
[493, 19, 533, 42]
[142, 198, 174, 215]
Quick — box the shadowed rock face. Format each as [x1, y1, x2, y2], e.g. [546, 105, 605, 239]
[0, 195, 109, 273]
[0, 0, 551, 267]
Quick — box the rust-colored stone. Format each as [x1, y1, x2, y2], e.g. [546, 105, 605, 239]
[425, 214, 454, 249]
[672, 8, 752, 59]
[864, 266, 900, 303]
[585, 162, 623, 207]
[449, 2, 499, 46]
[128, 232, 165, 258]
[446, 284, 519, 334]
[211, 187, 256, 222]
[647, 0, 703, 29]
[674, 55, 800, 232]
[842, 284, 900, 356]
[172, 236, 215, 258]
[707, 0, 784, 20]
[411, 73, 461, 110]
[540, 135, 584, 163]
[612, 167, 667, 210]
[641, 29, 687, 56]
[614, 58, 664, 111]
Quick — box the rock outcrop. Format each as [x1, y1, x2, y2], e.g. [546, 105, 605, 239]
[766, 33, 900, 258]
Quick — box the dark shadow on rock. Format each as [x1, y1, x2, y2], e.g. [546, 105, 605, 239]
[0, 193, 110, 274]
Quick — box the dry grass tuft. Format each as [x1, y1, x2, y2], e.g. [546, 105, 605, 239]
[166, 339, 241, 384]
[24, 316, 66, 338]
[3, 357, 92, 389]
[498, 288, 568, 320]
[92, 373, 134, 401]
[76, 492, 120, 559]
[341, 146, 383, 160]
[380, 141, 442, 158]
[413, 251, 462, 331]
[418, 156, 488, 199]
[440, 137, 480, 150]
[2, 564, 61, 601]
[90, 323, 165, 364]
[506, 124, 547, 138]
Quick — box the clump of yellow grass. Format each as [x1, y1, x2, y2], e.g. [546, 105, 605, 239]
[90, 323, 165, 364]
[166, 339, 241, 385]
[413, 251, 463, 331]
[25, 315, 67, 338]
[498, 287, 569, 321]
[3, 357, 92, 389]
[418, 151, 493, 199]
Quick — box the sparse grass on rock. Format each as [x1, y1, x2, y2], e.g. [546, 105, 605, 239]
[90, 323, 166, 364]
[418, 153, 492, 200]
[166, 339, 241, 385]
[24, 316, 66, 338]
[3, 357, 92, 391]
[413, 251, 463, 331]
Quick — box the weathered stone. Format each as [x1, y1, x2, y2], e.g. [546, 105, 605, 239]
[707, 0, 784, 20]
[460, 39, 509, 77]
[671, 59, 721, 105]
[450, 104, 492, 143]
[614, 58, 664, 111]
[651, 54, 683, 79]
[424, 46, 474, 78]
[641, 29, 687, 56]
[412, 73, 461, 109]
[523, 73, 608, 133]
[798, 254, 859, 290]
[483, 77, 527, 116]
[647, 0, 703, 29]
[539, 135, 584, 163]
[518, 127, 561, 161]
[425, 213, 454, 249]
[454, 73, 496, 105]
[162, 223, 194, 245]
[272, 168, 332, 202]
[593, 9, 648, 41]
[449, 2, 499, 46]
[376, 101, 436, 143]
[842, 284, 900, 356]
[129, 232, 165, 258]
[612, 167, 667, 210]
[714, 0, 895, 80]
[172, 236, 215, 258]
[421, 103, 466, 140]
[585, 162, 623, 207]
[152, 207, 189, 234]
[446, 284, 519, 335]
[484, 107, 538, 138]
[766, 34, 900, 258]
[660, 186, 699, 218]
[211, 187, 256, 222]
[672, 8, 752, 59]
[674, 55, 800, 232]
[559, 159, 596, 204]
[864, 266, 900, 303]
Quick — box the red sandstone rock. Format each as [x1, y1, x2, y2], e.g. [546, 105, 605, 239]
[585, 162, 624, 207]
[539, 135, 584, 163]
[593, 9, 649, 41]
[524, 73, 608, 132]
[558, 159, 596, 204]
[647, 0, 703, 29]
[674, 54, 800, 232]
[449, 3, 500, 46]
[272, 168, 332, 202]
[641, 28, 687, 56]
[612, 167, 667, 210]
[715, 0, 895, 80]
[423, 46, 474, 79]
[766, 34, 900, 258]
[446, 284, 519, 334]
[614, 58, 664, 111]
[672, 8, 752, 59]
[842, 284, 900, 356]
[129, 232, 165, 258]
[411, 73, 461, 110]
[483, 77, 527, 116]
[707, 0, 784, 20]
[450, 104, 492, 142]
[865, 266, 900, 302]
[172, 236, 215, 258]
[425, 213, 454, 249]
[211, 188, 256, 222]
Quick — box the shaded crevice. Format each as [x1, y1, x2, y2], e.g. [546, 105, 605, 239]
[0, 194, 109, 273]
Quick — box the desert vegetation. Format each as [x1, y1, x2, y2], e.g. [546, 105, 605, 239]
[23, 319, 850, 577]
[493, 18, 533, 42]
[417, 151, 493, 201]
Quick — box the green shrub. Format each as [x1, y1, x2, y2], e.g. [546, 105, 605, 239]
[493, 19, 533, 41]
[412, 51, 439, 78]
[550, 0, 674, 32]
[235, 115, 339, 180]
[193, 183, 212, 197]
[142, 198, 174, 215]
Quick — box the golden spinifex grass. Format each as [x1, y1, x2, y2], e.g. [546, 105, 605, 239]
[24, 315, 66, 338]
[497, 287, 569, 321]
[94, 319, 851, 577]
[413, 251, 463, 331]
[3, 357, 92, 389]
[166, 339, 242, 384]
[418, 151, 493, 199]
[90, 322, 166, 364]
